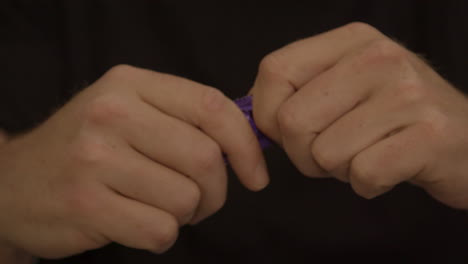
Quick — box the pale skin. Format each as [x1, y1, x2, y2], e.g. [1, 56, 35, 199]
[0, 131, 36, 264]
[1, 22, 468, 263]
[252, 22, 468, 207]
[0, 66, 268, 262]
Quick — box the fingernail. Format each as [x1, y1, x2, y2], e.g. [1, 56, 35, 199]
[253, 162, 269, 191]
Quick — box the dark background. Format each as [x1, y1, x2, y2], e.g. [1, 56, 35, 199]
[1, 0, 468, 263]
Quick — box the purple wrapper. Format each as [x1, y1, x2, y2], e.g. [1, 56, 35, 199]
[223, 95, 273, 164]
[234, 95, 273, 149]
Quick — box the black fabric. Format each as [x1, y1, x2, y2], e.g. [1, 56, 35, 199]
[1, 0, 468, 263]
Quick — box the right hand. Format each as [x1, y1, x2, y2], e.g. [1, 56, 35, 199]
[0, 65, 269, 259]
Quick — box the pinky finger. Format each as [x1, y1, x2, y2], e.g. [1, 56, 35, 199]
[349, 123, 432, 199]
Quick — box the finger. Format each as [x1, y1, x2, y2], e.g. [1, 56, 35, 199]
[252, 22, 385, 142]
[101, 144, 201, 225]
[348, 123, 431, 199]
[95, 190, 179, 254]
[276, 39, 410, 177]
[310, 69, 421, 181]
[88, 94, 228, 224]
[105, 65, 269, 191]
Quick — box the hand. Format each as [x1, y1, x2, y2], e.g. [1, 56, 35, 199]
[0, 65, 268, 259]
[251, 22, 468, 208]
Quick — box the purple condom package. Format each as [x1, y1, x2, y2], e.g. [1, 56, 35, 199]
[223, 95, 272, 164]
[234, 95, 273, 150]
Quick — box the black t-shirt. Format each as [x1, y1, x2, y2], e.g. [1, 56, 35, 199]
[2, 1, 468, 263]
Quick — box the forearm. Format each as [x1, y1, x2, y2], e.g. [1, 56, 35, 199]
[0, 130, 37, 264]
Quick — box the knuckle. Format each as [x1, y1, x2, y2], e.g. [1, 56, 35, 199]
[310, 141, 337, 172]
[194, 141, 222, 173]
[200, 86, 228, 113]
[350, 157, 378, 190]
[350, 157, 392, 199]
[105, 64, 139, 80]
[419, 107, 449, 137]
[174, 183, 201, 220]
[71, 136, 112, 166]
[277, 101, 302, 135]
[197, 87, 231, 131]
[151, 217, 179, 253]
[394, 78, 427, 105]
[342, 22, 381, 38]
[418, 106, 450, 144]
[355, 39, 409, 69]
[84, 95, 130, 126]
[258, 53, 286, 80]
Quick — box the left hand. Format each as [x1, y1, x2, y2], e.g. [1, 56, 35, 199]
[251, 22, 468, 209]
